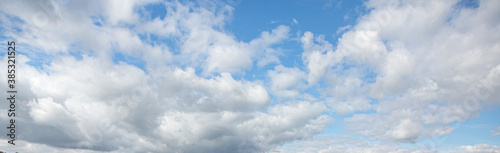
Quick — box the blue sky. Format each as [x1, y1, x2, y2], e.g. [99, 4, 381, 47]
[0, 0, 499, 152]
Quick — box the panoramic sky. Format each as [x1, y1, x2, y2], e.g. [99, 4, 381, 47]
[0, 0, 500, 152]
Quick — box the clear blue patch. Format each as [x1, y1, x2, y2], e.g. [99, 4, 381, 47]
[340, 57, 357, 70]
[194, 66, 204, 77]
[446, 0, 480, 23]
[91, 16, 104, 26]
[228, 0, 367, 43]
[417, 105, 500, 151]
[23, 49, 87, 71]
[279, 40, 306, 69]
[340, 103, 377, 119]
[4, 13, 25, 24]
[362, 68, 377, 84]
[238, 61, 275, 82]
[137, 33, 179, 52]
[318, 113, 346, 137]
[140, 2, 167, 20]
[369, 98, 379, 105]
[0, 13, 25, 33]
[456, 0, 479, 9]
[445, 105, 500, 146]
[112, 52, 147, 71]
[137, 33, 153, 47]
[68, 50, 85, 61]
[0, 32, 10, 40]
[303, 86, 322, 98]
[24, 51, 53, 71]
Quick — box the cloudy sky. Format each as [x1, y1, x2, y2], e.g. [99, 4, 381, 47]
[0, 0, 499, 152]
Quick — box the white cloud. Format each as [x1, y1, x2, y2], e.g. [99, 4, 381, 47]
[0, 1, 320, 150]
[0, 0, 499, 152]
[389, 118, 422, 142]
[159, 67, 271, 112]
[327, 97, 371, 116]
[336, 25, 351, 35]
[154, 101, 332, 152]
[136, 1, 290, 74]
[268, 65, 307, 99]
[457, 144, 500, 153]
[0, 0, 290, 75]
[370, 43, 415, 98]
[199, 24, 289, 74]
[252, 25, 290, 67]
[275, 135, 436, 153]
[102, 0, 147, 25]
[299, 0, 500, 143]
[0, 52, 332, 152]
[0, 101, 332, 153]
[300, 31, 337, 85]
[0, 140, 108, 153]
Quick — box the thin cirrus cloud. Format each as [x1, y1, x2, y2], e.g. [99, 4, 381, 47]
[0, 0, 499, 152]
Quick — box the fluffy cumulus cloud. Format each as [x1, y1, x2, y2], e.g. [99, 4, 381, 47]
[0, 0, 324, 152]
[268, 65, 307, 99]
[0, 0, 499, 152]
[305, 0, 500, 143]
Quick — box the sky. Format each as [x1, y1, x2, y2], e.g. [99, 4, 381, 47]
[0, 0, 499, 152]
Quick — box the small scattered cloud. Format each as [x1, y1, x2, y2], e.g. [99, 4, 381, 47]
[292, 18, 298, 24]
[335, 25, 351, 35]
[490, 126, 500, 137]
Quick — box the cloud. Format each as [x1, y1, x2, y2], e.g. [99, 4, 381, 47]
[0, 50, 331, 152]
[300, 31, 336, 85]
[0, 0, 327, 152]
[457, 144, 500, 153]
[155, 101, 332, 152]
[0, 101, 332, 153]
[267, 65, 307, 99]
[0, 0, 499, 152]
[296, 0, 500, 143]
[251, 25, 290, 67]
[136, 1, 289, 74]
[335, 25, 351, 35]
[491, 126, 500, 137]
[275, 135, 436, 153]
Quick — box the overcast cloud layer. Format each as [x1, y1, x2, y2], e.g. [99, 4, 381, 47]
[0, 0, 499, 152]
